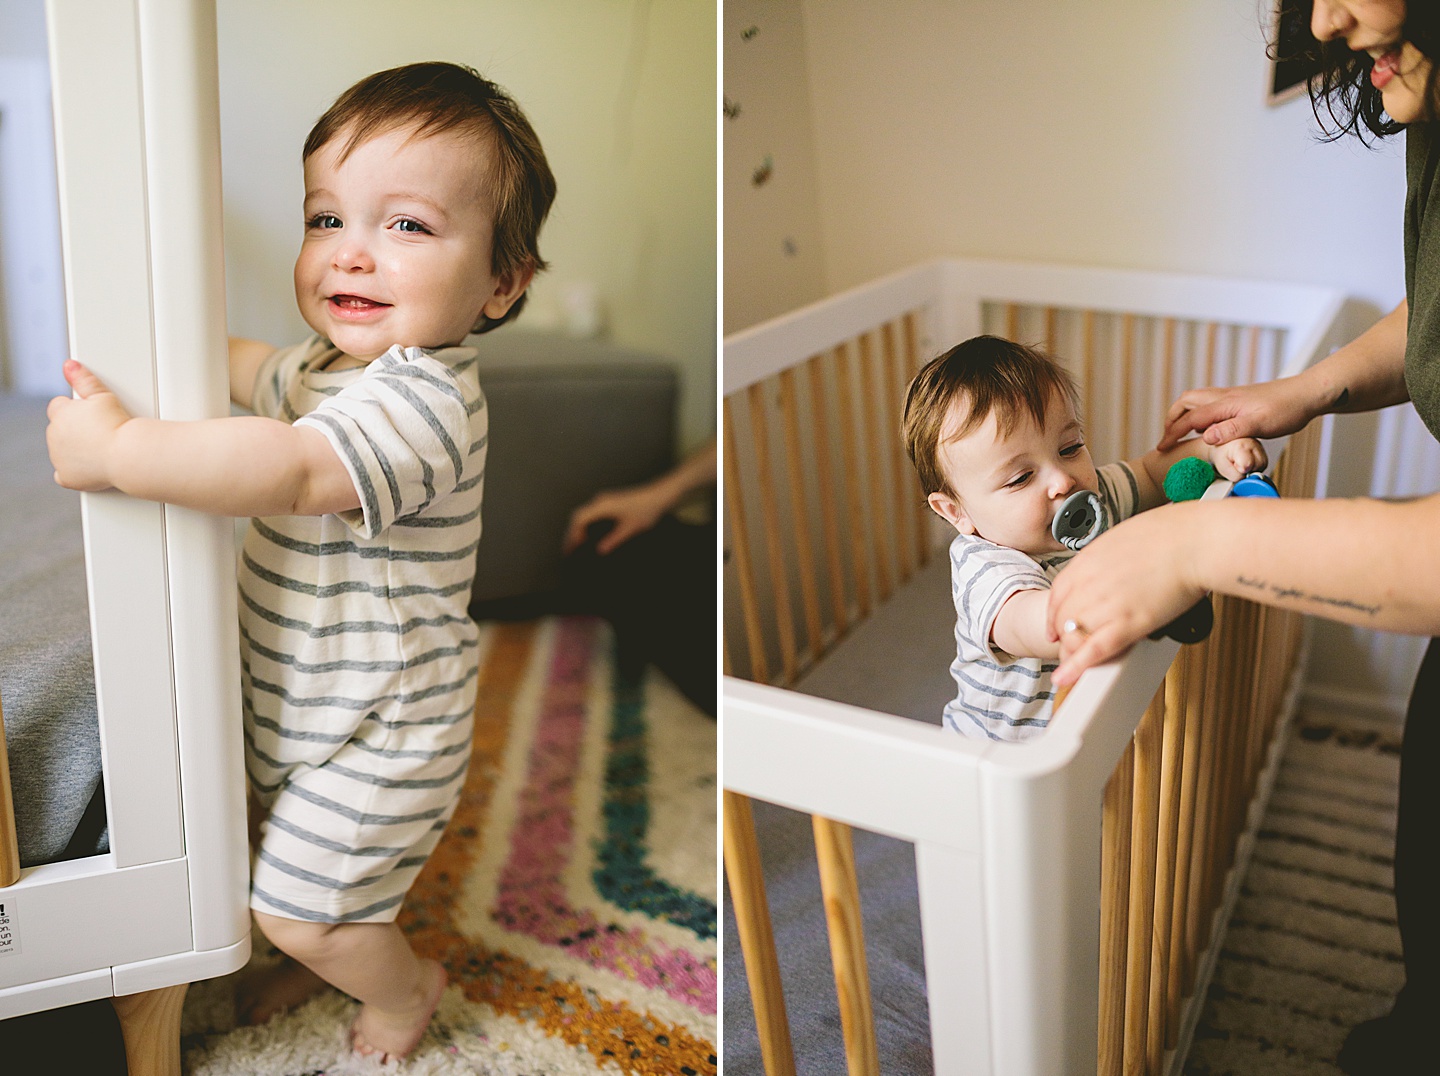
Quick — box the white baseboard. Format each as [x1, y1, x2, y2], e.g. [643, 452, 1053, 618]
[1300, 683, 1408, 726]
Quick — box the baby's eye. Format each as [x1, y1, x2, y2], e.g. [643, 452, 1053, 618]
[393, 218, 432, 234]
[1060, 441, 1085, 458]
[1004, 471, 1033, 489]
[307, 213, 342, 230]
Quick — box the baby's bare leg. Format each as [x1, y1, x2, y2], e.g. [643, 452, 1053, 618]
[253, 910, 446, 1061]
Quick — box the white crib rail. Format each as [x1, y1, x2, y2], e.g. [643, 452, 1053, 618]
[726, 640, 1179, 1074]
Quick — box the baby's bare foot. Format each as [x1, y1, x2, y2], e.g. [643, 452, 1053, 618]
[235, 957, 328, 1025]
[350, 958, 447, 1061]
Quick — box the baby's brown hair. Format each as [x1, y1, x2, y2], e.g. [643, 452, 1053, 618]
[903, 335, 1080, 497]
[304, 61, 556, 333]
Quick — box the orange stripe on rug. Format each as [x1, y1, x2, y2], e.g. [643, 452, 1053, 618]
[401, 619, 717, 1076]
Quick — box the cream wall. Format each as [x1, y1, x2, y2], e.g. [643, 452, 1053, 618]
[722, 0, 827, 333]
[796, 0, 1406, 311]
[216, 0, 716, 450]
[726, 0, 1431, 716]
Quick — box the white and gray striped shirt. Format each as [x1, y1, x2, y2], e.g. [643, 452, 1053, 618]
[944, 461, 1138, 743]
[238, 335, 485, 922]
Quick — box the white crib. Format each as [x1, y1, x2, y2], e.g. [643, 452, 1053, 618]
[0, 0, 249, 1070]
[722, 257, 1348, 1075]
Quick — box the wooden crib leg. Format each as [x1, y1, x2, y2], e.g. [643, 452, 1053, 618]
[111, 982, 188, 1076]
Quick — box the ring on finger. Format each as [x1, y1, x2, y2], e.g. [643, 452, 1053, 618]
[1063, 619, 1087, 636]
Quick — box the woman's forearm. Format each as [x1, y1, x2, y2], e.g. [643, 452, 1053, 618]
[1194, 492, 1440, 636]
[1296, 300, 1410, 417]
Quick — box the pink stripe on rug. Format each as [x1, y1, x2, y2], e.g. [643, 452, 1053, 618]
[493, 617, 716, 1013]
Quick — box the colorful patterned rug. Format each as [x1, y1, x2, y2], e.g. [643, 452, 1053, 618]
[179, 617, 717, 1075]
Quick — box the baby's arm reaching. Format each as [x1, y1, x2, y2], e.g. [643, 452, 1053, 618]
[1126, 435, 1267, 512]
[48, 360, 359, 517]
[229, 336, 277, 411]
[991, 588, 1061, 661]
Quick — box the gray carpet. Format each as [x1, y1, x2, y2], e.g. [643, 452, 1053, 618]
[723, 711, 1405, 1075]
[0, 392, 106, 865]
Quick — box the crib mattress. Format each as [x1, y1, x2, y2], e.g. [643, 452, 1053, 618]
[724, 555, 955, 1073]
[0, 393, 106, 867]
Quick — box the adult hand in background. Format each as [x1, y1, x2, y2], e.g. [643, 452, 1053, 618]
[564, 482, 674, 555]
[1157, 375, 1317, 451]
[563, 437, 716, 556]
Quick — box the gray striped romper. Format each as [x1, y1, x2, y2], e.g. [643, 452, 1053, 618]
[240, 335, 485, 923]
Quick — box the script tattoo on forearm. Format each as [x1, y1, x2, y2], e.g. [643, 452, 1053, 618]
[1235, 576, 1380, 616]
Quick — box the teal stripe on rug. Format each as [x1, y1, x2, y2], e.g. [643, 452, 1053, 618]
[592, 654, 717, 939]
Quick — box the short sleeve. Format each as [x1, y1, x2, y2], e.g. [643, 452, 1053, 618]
[250, 338, 324, 421]
[295, 347, 478, 539]
[1098, 460, 1141, 526]
[950, 538, 1050, 659]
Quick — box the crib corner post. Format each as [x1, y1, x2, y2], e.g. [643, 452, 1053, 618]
[978, 754, 1104, 1076]
[111, 981, 188, 1076]
[914, 840, 994, 1075]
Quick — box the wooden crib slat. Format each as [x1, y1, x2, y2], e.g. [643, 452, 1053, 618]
[724, 791, 798, 1076]
[724, 397, 770, 684]
[1146, 661, 1188, 1069]
[1123, 689, 1165, 1074]
[833, 343, 873, 619]
[813, 816, 880, 1076]
[902, 313, 932, 568]
[1005, 302, 1020, 342]
[1167, 636, 1209, 1039]
[1161, 318, 1176, 419]
[0, 696, 19, 887]
[1185, 600, 1223, 980]
[1044, 306, 1057, 353]
[749, 382, 800, 685]
[857, 334, 894, 603]
[1202, 322, 1218, 386]
[1244, 324, 1262, 384]
[882, 321, 915, 584]
[1099, 740, 1135, 1076]
[808, 353, 851, 636]
[779, 368, 826, 665]
[1120, 313, 1135, 459]
[1082, 309, 1096, 427]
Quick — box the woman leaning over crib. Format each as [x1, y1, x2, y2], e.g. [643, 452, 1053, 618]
[1048, 2, 1437, 1072]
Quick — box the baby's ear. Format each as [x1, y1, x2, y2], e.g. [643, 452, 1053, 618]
[479, 261, 537, 322]
[926, 491, 975, 535]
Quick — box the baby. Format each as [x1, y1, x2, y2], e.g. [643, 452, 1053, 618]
[46, 62, 555, 1059]
[902, 335, 1264, 743]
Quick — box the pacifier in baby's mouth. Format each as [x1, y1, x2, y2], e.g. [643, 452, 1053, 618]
[1050, 489, 1107, 550]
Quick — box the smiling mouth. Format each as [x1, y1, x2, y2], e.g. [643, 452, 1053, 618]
[328, 294, 391, 316]
[1369, 47, 1402, 90]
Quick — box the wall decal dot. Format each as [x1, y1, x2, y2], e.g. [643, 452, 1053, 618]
[751, 154, 773, 187]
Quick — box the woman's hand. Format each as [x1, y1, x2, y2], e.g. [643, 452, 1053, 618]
[1158, 376, 1319, 451]
[1047, 502, 1208, 686]
[46, 360, 132, 491]
[564, 482, 674, 555]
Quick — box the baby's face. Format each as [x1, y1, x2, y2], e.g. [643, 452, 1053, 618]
[295, 123, 527, 362]
[928, 389, 1098, 555]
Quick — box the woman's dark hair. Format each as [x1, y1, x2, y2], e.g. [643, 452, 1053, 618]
[1275, 0, 1440, 141]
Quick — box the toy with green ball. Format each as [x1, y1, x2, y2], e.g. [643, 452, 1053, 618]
[1163, 456, 1218, 503]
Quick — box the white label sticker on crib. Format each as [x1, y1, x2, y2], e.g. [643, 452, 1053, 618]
[0, 899, 18, 957]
